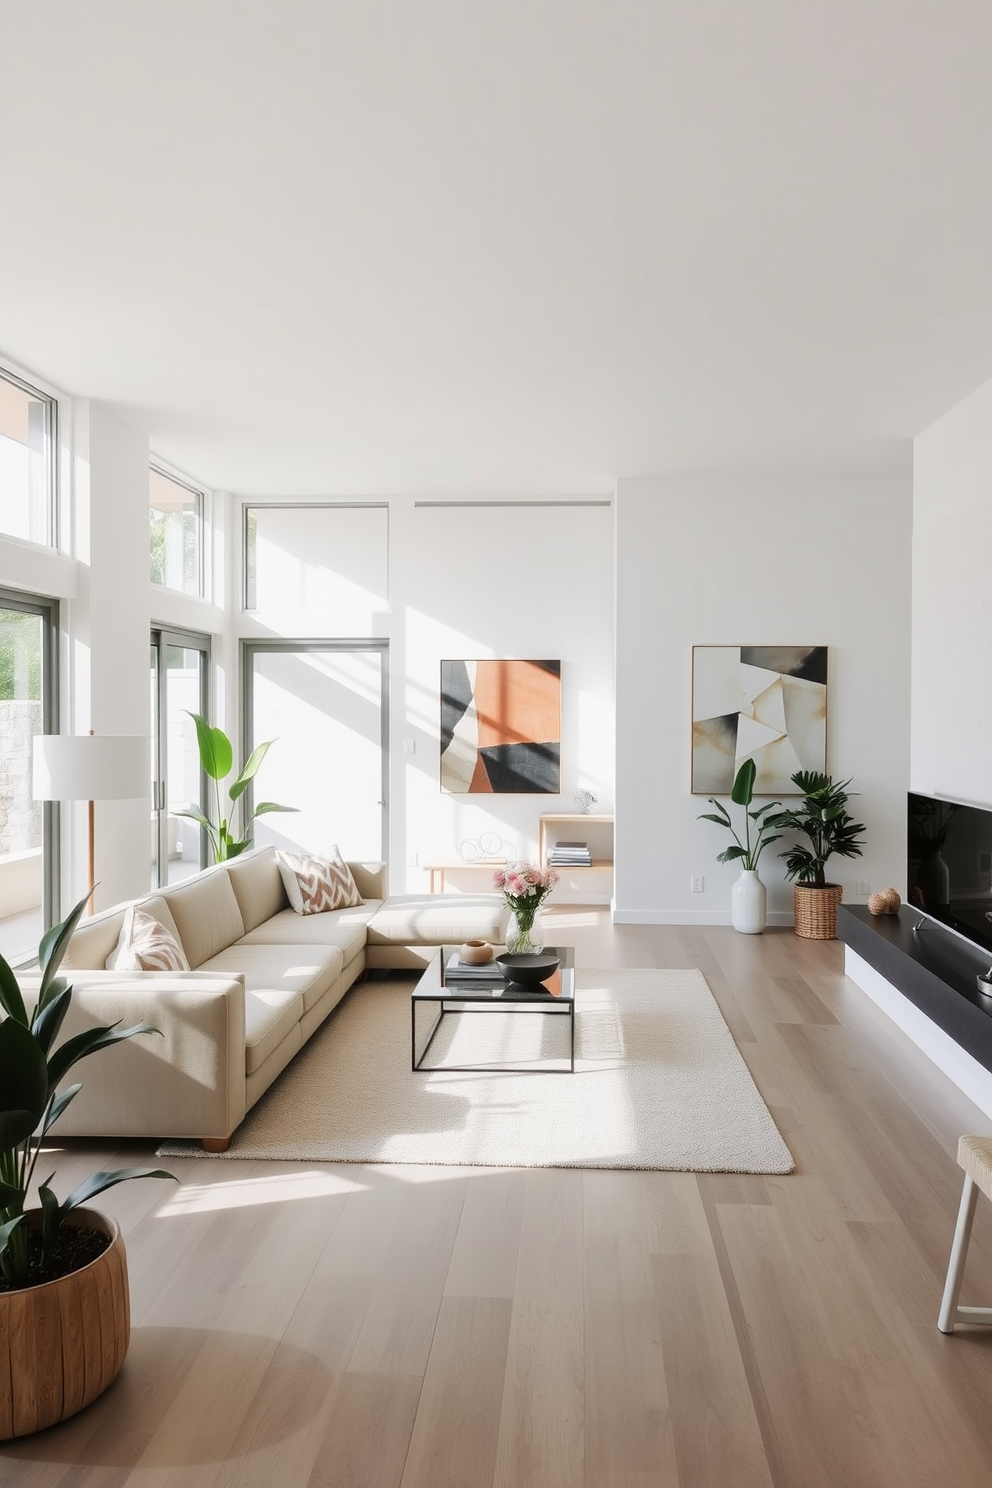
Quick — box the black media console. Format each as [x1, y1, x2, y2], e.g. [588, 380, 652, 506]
[838, 905, 992, 1076]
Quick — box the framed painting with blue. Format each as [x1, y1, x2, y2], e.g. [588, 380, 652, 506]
[440, 659, 561, 793]
[691, 645, 827, 796]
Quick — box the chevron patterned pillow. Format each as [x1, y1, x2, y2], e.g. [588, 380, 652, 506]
[276, 847, 365, 915]
[106, 905, 191, 971]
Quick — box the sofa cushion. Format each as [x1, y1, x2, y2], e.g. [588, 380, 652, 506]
[197, 941, 345, 1014]
[238, 902, 378, 963]
[366, 893, 508, 947]
[63, 892, 183, 972]
[164, 868, 246, 968]
[276, 847, 364, 913]
[243, 987, 305, 1075]
[225, 847, 288, 933]
[106, 906, 190, 972]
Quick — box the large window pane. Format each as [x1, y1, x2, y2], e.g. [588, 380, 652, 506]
[150, 630, 209, 887]
[0, 371, 54, 546]
[0, 599, 54, 962]
[150, 467, 202, 596]
[245, 504, 388, 611]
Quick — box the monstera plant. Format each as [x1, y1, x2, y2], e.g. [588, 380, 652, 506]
[176, 711, 298, 862]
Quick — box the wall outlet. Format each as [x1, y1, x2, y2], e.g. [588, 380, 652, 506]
[857, 879, 870, 895]
[403, 739, 416, 754]
[691, 874, 704, 893]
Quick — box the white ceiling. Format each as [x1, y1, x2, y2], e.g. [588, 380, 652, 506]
[1, 1, 991, 497]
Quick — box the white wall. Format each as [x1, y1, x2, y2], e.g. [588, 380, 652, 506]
[240, 497, 616, 898]
[913, 374, 992, 805]
[614, 476, 912, 924]
[391, 500, 614, 897]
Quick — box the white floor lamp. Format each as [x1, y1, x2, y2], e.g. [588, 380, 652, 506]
[33, 733, 149, 913]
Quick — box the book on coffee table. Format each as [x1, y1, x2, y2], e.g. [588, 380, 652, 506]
[444, 952, 504, 980]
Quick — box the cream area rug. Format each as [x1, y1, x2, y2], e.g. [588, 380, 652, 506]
[158, 969, 794, 1173]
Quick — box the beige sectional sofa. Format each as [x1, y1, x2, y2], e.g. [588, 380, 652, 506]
[31, 846, 508, 1148]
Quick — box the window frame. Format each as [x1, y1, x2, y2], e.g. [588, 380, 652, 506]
[0, 363, 59, 551]
[149, 624, 211, 887]
[149, 461, 206, 599]
[0, 585, 61, 960]
[242, 501, 390, 613]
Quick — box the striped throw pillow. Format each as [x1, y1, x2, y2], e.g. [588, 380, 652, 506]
[276, 847, 365, 915]
[106, 906, 190, 971]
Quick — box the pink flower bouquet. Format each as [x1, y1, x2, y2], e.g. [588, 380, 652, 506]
[492, 861, 559, 947]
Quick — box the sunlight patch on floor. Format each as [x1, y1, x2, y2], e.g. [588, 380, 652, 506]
[159, 1168, 367, 1214]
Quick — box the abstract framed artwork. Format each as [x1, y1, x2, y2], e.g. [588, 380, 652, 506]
[691, 646, 827, 795]
[440, 659, 561, 793]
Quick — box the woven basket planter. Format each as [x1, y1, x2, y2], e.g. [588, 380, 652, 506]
[0, 1209, 129, 1440]
[793, 883, 844, 940]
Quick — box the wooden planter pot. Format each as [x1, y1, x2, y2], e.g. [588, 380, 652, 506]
[793, 882, 844, 939]
[0, 1208, 130, 1440]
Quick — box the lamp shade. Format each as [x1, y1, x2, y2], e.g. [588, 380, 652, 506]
[33, 735, 149, 802]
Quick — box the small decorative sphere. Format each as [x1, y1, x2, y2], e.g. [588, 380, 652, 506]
[868, 887, 901, 915]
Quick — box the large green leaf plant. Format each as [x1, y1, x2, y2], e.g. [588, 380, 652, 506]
[0, 895, 174, 1289]
[176, 712, 298, 863]
[698, 758, 783, 871]
[774, 770, 866, 888]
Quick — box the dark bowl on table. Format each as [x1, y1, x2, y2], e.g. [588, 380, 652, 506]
[495, 952, 560, 985]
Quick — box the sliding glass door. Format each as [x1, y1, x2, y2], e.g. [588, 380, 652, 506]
[150, 627, 210, 889]
[244, 641, 388, 862]
[0, 589, 58, 962]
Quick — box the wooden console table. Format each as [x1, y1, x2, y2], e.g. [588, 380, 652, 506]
[423, 859, 509, 893]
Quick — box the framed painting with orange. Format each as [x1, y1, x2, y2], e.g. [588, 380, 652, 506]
[440, 659, 561, 794]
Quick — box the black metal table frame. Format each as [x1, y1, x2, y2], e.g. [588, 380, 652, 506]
[411, 950, 575, 1074]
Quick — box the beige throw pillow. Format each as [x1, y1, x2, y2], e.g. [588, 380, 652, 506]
[276, 847, 364, 914]
[106, 905, 191, 972]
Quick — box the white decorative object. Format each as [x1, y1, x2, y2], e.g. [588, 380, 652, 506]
[732, 869, 767, 934]
[574, 788, 597, 814]
[458, 833, 517, 862]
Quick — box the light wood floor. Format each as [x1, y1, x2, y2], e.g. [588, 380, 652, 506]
[4, 910, 992, 1487]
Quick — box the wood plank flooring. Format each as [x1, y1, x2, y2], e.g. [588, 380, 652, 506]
[4, 912, 992, 1486]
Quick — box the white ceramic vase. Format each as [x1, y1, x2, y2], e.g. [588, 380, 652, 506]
[732, 869, 766, 934]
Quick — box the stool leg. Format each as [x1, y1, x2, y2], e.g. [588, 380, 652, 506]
[938, 1173, 979, 1333]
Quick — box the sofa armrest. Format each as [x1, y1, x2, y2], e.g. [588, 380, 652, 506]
[19, 971, 247, 1142]
[349, 860, 386, 900]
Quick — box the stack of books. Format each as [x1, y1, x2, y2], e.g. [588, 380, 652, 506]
[444, 952, 504, 980]
[548, 840, 592, 867]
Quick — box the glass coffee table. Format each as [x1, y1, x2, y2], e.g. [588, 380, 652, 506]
[411, 945, 575, 1073]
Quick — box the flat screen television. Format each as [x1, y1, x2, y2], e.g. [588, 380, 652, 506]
[908, 792, 992, 954]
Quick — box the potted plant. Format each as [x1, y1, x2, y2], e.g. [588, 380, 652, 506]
[697, 758, 782, 933]
[773, 770, 867, 939]
[176, 712, 298, 863]
[0, 895, 175, 1440]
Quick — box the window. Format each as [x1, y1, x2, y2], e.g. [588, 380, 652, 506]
[150, 467, 203, 596]
[0, 589, 59, 964]
[244, 503, 388, 611]
[0, 369, 56, 547]
[150, 628, 210, 888]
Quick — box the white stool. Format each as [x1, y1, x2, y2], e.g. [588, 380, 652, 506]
[938, 1135, 992, 1333]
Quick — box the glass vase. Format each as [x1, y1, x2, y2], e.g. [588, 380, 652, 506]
[506, 907, 546, 955]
